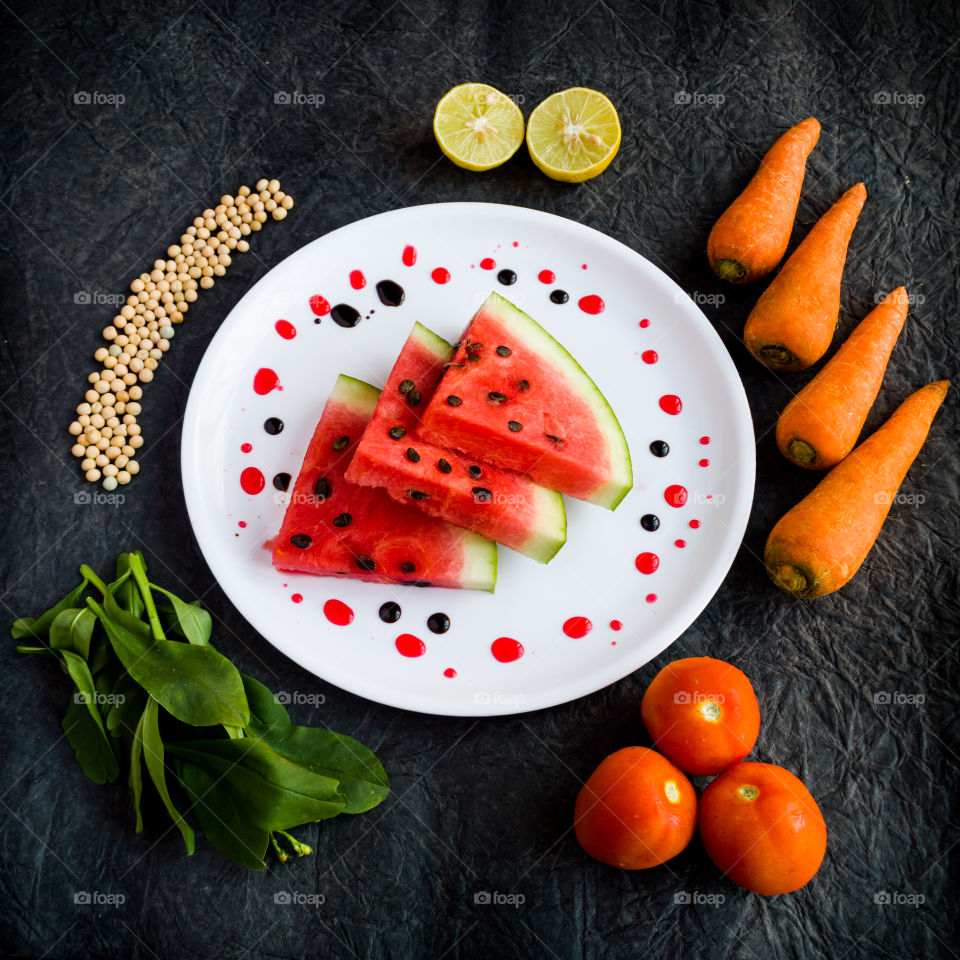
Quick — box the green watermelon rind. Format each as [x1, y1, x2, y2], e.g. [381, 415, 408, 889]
[475, 292, 633, 510]
[332, 375, 498, 592]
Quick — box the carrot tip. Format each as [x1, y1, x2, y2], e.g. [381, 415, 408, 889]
[712, 258, 748, 283]
[787, 438, 818, 466]
[770, 562, 812, 597]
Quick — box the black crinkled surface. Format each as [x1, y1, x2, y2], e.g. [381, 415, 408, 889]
[1, 1, 957, 957]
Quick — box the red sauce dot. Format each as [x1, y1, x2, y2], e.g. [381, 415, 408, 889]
[309, 295, 331, 316]
[323, 599, 354, 626]
[396, 633, 426, 657]
[480, 257, 496, 270]
[512, 241, 519, 247]
[291, 593, 303, 604]
[253, 368, 279, 395]
[578, 294, 605, 314]
[349, 269, 366, 289]
[700, 435, 711, 445]
[665, 484, 688, 508]
[646, 593, 658, 603]
[402, 245, 417, 266]
[581, 263, 588, 270]
[635, 552, 660, 574]
[240, 467, 265, 495]
[699, 458, 710, 467]
[238, 521, 247, 528]
[609, 620, 623, 631]
[241, 442, 252, 453]
[642, 350, 658, 364]
[431, 267, 450, 284]
[659, 394, 682, 415]
[689, 519, 702, 529]
[274, 319, 297, 340]
[675, 539, 687, 548]
[562, 616, 593, 639]
[639, 318, 650, 328]
[491, 637, 524, 662]
[538, 269, 556, 284]
[443, 667, 457, 678]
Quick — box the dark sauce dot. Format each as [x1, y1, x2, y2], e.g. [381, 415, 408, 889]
[314, 477, 331, 499]
[379, 601, 401, 623]
[496, 345, 512, 357]
[290, 534, 312, 549]
[516, 380, 530, 391]
[447, 395, 462, 406]
[406, 447, 420, 463]
[375, 279, 405, 306]
[473, 487, 492, 502]
[332, 513, 352, 527]
[355, 555, 376, 571]
[399, 561, 416, 573]
[640, 514, 660, 532]
[398, 379, 415, 394]
[272, 472, 291, 491]
[508, 421, 523, 432]
[313, 317, 322, 325]
[488, 391, 507, 403]
[497, 269, 517, 285]
[649, 440, 670, 458]
[427, 613, 450, 634]
[263, 417, 284, 435]
[407, 389, 421, 406]
[467, 465, 482, 479]
[332, 435, 349, 451]
[330, 303, 361, 327]
[550, 289, 569, 304]
[409, 490, 428, 500]
[389, 425, 406, 439]
[438, 458, 452, 473]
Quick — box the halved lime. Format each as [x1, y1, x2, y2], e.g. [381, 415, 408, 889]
[433, 83, 525, 172]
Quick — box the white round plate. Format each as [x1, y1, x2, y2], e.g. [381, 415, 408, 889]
[182, 202, 754, 717]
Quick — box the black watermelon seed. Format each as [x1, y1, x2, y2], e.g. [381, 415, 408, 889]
[375, 279, 405, 306]
[544, 434, 563, 445]
[640, 514, 660, 532]
[488, 391, 508, 403]
[407, 389, 421, 406]
[497, 269, 517, 285]
[550, 289, 569, 304]
[409, 490, 429, 500]
[413, 581, 431, 588]
[467, 465, 482, 479]
[496, 345, 512, 357]
[446, 395, 462, 406]
[473, 487, 492, 502]
[290, 534, 312, 549]
[649, 440, 670, 458]
[516, 379, 530, 391]
[272, 472, 291, 491]
[444, 362, 466, 370]
[355, 555, 376, 571]
[438, 458, 452, 474]
[406, 447, 420, 463]
[467, 353, 481, 362]
[379, 601, 401, 623]
[398, 379, 415, 394]
[314, 477, 331, 499]
[399, 561, 416, 573]
[332, 434, 349, 451]
[330, 303, 361, 327]
[427, 613, 450, 634]
[389, 425, 406, 440]
[332, 513, 352, 527]
[508, 421, 523, 432]
[263, 417, 284, 435]
[313, 317, 322, 324]
[467, 342, 482, 351]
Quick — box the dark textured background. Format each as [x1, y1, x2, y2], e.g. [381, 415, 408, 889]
[1, 1, 958, 957]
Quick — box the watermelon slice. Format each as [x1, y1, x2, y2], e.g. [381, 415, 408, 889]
[272, 374, 497, 591]
[344, 323, 567, 563]
[420, 292, 633, 509]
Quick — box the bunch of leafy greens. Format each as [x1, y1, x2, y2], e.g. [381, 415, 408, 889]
[13, 551, 389, 870]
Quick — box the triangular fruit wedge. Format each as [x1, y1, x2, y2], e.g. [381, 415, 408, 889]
[419, 292, 633, 508]
[344, 323, 567, 563]
[272, 374, 497, 591]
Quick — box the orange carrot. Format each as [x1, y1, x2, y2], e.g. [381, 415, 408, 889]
[776, 287, 909, 470]
[744, 182, 866, 371]
[766, 380, 949, 598]
[707, 117, 820, 284]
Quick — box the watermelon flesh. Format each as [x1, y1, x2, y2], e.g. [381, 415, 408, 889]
[420, 292, 633, 509]
[344, 323, 567, 563]
[272, 374, 497, 591]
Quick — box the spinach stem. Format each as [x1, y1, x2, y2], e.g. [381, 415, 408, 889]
[128, 557, 164, 642]
[79, 565, 109, 598]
